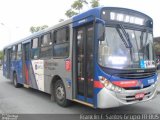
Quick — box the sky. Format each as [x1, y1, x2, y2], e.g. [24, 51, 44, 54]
[0, 0, 160, 50]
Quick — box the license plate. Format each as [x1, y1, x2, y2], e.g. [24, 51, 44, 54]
[135, 93, 145, 99]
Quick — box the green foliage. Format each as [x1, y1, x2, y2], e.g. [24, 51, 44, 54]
[65, 9, 78, 18]
[71, 1, 82, 12]
[71, 0, 87, 13]
[71, 0, 88, 13]
[65, 0, 100, 18]
[0, 51, 3, 60]
[90, 0, 100, 8]
[30, 25, 48, 33]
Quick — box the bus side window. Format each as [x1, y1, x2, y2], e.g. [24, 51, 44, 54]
[40, 33, 52, 58]
[53, 27, 69, 57]
[11, 45, 17, 60]
[31, 38, 39, 59]
[17, 44, 22, 60]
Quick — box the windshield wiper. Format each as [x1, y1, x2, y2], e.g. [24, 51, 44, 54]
[116, 24, 133, 65]
[144, 30, 149, 59]
[116, 24, 132, 48]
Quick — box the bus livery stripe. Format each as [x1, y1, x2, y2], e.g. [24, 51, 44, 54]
[112, 80, 138, 88]
[94, 81, 103, 88]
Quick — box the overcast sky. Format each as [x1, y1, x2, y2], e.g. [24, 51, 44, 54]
[0, 0, 159, 50]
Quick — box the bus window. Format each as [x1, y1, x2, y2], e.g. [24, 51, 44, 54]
[53, 27, 69, 57]
[17, 44, 22, 60]
[24, 43, 30, 60]
[32, 38, 38, 48]
[11, 45, 17, 60]
[40, 33, 52, 58]
[31, 38, 39, 59]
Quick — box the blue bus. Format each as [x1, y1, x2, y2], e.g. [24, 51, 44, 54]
[3, 7, 158, 108]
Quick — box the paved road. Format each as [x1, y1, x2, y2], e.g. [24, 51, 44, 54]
[0, 70, 160, 115]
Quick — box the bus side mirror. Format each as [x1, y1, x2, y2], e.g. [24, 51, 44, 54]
[98, 26, 105, 41]
[95, 18, 105, 41]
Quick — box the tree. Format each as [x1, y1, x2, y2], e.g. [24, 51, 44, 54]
[0, 51, 3, 60]
[30, 25, 48, 33]
[65, 9, 78, 18]
[71, 0, 88, 13]
[90, 0, 100, 8]
[65, 0, 100, 18]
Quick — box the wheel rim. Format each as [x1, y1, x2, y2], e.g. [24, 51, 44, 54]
[56, 85, 65, 101]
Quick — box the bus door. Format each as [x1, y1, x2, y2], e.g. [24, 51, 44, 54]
[16, 44, 23, 83]
[75, 24, 94, 104]
[6, 48, 11, 78]
[22, 43, 31, 86]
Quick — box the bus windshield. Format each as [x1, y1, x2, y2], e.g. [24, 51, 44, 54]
[98, 27, 155, 69]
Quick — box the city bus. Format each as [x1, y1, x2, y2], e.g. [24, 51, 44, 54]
[3, 7, 158, 108]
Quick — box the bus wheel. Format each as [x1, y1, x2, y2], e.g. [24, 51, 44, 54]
[13, 73, 22, 88]
[54, 80, 71, 107]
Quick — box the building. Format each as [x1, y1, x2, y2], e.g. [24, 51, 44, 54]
[154, 37, 160, 55]
[154, 37, 160, 69]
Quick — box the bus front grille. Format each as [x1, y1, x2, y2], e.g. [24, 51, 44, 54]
[114, 72, 155, 79]
[124, 85, 151, 90]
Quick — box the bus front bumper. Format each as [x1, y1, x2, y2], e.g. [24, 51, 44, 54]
[97, 83, 157, 108]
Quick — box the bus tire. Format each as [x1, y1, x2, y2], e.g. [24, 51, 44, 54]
[13, 73, 22, 88]
[54, 79, 71, 107]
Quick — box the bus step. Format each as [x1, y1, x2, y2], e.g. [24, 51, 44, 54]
[23, 84, 30, 88]
[73, 99, 94, 108]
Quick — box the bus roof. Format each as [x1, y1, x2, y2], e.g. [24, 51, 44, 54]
[73, 7, 152, 22]
[4, 7, 152, 49]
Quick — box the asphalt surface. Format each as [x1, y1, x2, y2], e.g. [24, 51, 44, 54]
[0, 70, 160, 118]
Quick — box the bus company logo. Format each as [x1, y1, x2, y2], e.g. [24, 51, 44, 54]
[136, 70, 144, 72]
[78, 19, 86, 24]
[35, 61, 43, 64]
[35, 64, 43, 70]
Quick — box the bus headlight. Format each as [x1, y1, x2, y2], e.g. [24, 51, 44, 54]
[98, 76, 125, 93]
